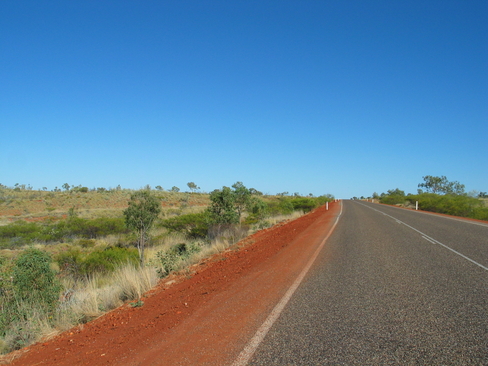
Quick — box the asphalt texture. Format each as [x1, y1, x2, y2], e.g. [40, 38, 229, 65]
[247, 200, 488, 365]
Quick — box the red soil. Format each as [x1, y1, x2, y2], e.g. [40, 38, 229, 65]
[0, 210, 22, 217]
[2, 202, 340, 366]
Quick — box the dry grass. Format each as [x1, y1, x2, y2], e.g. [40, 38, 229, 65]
[265, 211, 304, 226]
[1, 260, 159, 354]
[145, 232, 188, 261]
[113, 264, 158, 301]
[54, 263, 159, 332]
[0, 188, 210, 225]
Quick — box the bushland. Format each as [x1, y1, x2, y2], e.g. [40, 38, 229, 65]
[0, 183, 334, 354]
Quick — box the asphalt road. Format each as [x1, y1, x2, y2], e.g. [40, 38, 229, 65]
[246, 200, 488, 365]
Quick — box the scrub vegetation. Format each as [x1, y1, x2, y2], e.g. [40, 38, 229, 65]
[371, 176, 488, 221]
[0, 182, 334, 354]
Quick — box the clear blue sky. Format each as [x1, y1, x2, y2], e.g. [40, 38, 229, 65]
[1, 1, 487, 198]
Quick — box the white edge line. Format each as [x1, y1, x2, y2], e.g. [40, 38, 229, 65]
[422, 236, 436, 244]
[433, 239, 488, 271]
[231, 201, 343, 366]
[359, 202, 488, 272]
[370, 201, 488, 228]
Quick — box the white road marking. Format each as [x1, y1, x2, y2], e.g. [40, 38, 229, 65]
[359, 203, 488, 272]
[422, 236, 437, 245]
[232, 202, 343, 366]
[372, 201, 488, 228]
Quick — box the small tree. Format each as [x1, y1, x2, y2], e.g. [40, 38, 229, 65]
[387, 188, 405, 196]
[187, 182, 199, 193]
[124, 190, 161, 266]
[207, 187, 239, 225]
[418, 175, 465, 195]
[445, 181, 465, 195]
[246, 197, 269, 222]
[232, 182, 251, 221]
[249, 188, 263, 195]
[170, 186, 180, 193]
[62, 183, 70, 191]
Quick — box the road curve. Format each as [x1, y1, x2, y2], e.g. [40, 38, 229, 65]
[247, 200, 488, 365]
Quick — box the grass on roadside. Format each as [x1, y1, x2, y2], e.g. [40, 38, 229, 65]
[0, 207, 307, 355]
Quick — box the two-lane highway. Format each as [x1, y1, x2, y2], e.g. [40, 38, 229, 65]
[244, 200, 488, 365]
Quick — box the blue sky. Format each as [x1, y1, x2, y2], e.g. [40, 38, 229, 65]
[1, 1, 487, 198]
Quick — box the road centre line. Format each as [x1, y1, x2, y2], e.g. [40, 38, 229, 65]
[232, 201, 343, 366]
[359, 203, 488, 272]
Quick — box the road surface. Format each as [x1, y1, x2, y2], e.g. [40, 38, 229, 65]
[245, 200, 488, 365]
[5, 201, 487, 365]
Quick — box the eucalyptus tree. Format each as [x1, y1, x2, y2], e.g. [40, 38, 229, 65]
[124, 190, 161, 266]
[231, 181, 251, 220]
[187, 182, 200, 193]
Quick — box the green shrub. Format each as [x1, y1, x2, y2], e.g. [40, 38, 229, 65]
[380, 195, 406, 205]
[268, 198, 294, 216]
[156, 242, 202, 276]
[0, 218, 130, 248]
[80, 247, 139, 275]
[290, 197, 317, 212]
[316, 195, 334, 205]
[406, 193, 486, 219]
[207, 187, 239, 225]
[64, 217, 128, 239]
[55, 248, 84, 277]
[0, 249, 61, 352]
[0, 221, 38, 240]
[0, 221, 41, 248]
[12, 248, 61, 312]
[160, 212, 209, 239]
[1, 300, 44, 351]
[244, 198, 269, 225]
[472, 207, 488, 221]
[0, 256, 14, 303]
[55, 246, 139, 278]
[379, 188, 406, 205]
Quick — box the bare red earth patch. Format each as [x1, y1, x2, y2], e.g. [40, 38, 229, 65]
[2, 202, 340, 366]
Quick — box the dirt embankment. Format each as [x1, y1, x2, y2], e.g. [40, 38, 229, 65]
[3, 202, 340, 366]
